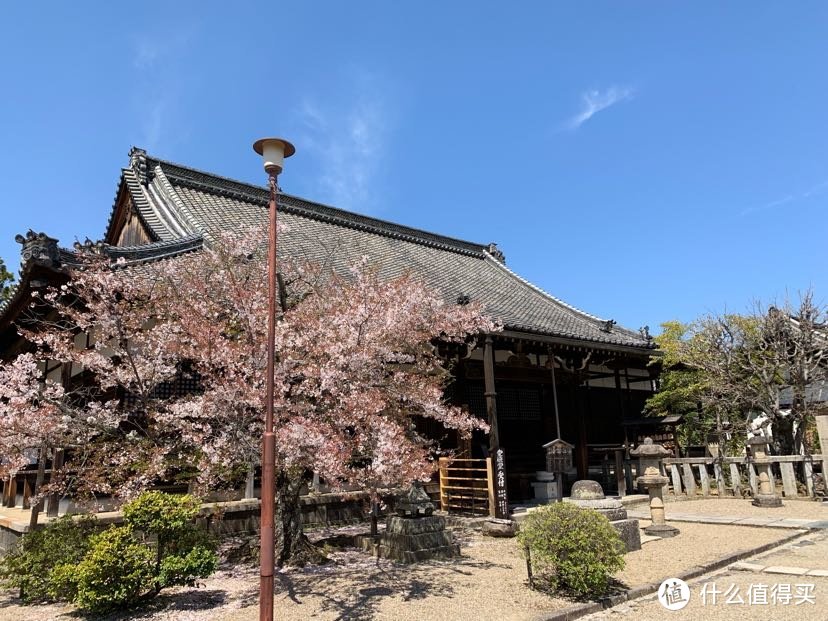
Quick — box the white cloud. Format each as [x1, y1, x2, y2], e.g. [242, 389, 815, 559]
[130, 29, 195, 152]
[564, 86, 635, 130]
[741, 179, 828, 216]
[296, 72, 390, 210]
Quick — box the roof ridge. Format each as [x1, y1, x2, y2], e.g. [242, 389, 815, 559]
[481, 250, 647, 344]
[142, 152, 489, 257]
[149, 165, 203, 237]
[68, 234, 205, 267]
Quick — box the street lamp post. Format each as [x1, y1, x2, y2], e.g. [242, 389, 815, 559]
[252, 137, 295, 621]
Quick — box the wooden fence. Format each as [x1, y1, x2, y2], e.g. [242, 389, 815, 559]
[664, 455, 818, 499]
[437, 457, 494, 516]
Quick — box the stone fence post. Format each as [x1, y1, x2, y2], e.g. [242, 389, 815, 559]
[816, 412, 828, 491]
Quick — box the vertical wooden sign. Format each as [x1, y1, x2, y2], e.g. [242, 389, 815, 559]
[493, 447, 509, 518]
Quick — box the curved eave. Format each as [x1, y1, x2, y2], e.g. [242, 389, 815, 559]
[0, 262, 70, 358]
[497, 327, 657, 357]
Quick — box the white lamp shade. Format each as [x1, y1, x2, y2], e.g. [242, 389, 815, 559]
[253, 137, 295, 174]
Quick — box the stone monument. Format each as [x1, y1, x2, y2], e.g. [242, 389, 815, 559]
[748, 434, 783, 508]
[631, 438, 679, 538]
[366, 481, 460, 563]
[564, 480, 641, 551]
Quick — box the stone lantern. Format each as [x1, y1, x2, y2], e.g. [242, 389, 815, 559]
[630, 437, 679, 538]
[533, 439, 574, 502]
[748, 434, 782, 508]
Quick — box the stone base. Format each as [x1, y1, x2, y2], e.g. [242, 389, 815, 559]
[481, 518, 516, 538]
[644, 523, 680, 538]
[752, 494, 783, 508]
[366, 515, 460, 563]
[611, 518, 641, 552]
[564, 499, 627, 522]
[531, 481, 559, 502]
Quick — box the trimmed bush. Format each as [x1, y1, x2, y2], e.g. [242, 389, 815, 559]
[70, 526, 156, 612]
[123, 490, 200, 540]
[0, 515, 96, 602]
[1, 491, 217, 613]
[517, 503, 625, 597]
[123, 491, 218, 592]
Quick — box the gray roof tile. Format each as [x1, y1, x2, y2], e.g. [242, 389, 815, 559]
[111, 153, 654, 351]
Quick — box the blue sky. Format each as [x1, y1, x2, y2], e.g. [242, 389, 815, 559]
[1, 3, 827, 332]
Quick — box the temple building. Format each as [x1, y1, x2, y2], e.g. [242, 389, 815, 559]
[0, 147, 658, 503]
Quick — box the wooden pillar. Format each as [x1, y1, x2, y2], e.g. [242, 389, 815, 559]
[548, 347, 561, 439]
[614, 366, 627, 422]
[614, 450, 627, 497]
[573, 372, 588, 480]
[483, 335, 499, 453]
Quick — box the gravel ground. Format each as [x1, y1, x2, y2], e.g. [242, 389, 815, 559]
[662, 498, 828, 519]
[0, 523, 796, 621]
[615, 520, 792, 587]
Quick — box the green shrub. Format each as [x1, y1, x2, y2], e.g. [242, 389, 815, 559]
[71, 526, 156, 612]
[517, 503, 625, 598]
[67, 492, 218, 612]
[158, 546, 218, 588]
[0, 515, 96, 602]
[123, 490, 200, 541]
[2, 492, 218, 612]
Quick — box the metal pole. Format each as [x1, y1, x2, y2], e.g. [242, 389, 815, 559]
[260, 171, 279, 621]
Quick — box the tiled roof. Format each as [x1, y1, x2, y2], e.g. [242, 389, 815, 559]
[102, 150, 654, 351]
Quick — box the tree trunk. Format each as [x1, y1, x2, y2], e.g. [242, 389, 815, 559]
[28, 443, 48, 531]
[772, 416, 796, 455]
[274, 469, 327, 567]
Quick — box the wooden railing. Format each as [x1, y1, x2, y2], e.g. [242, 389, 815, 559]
[663, 455, 819, 499]
[2, 469, 61, 515]
[438, 457, 494, 516]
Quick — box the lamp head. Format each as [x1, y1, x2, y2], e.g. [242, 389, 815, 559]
[253, 137, 295, 174]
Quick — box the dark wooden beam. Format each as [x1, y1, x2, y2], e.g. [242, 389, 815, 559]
[483, 335, 499, 452]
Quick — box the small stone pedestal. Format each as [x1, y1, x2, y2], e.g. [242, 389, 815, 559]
[749, 435, 783, 508]
[564, 480, 641, 552]
[531, 471, 559, 502]
[364, 482, 459, 563]
[380, 515, 460, 562]
[631, 438, 679, 538]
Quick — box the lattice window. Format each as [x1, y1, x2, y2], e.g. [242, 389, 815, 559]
[497, 385, 541, 421]
[466, 382, 541, 421]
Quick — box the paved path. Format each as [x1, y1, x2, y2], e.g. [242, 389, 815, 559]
[582, 532, 828, 620]
[626, 508, 828, 530]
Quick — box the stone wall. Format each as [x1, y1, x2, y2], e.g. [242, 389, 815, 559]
[0, 491, 389, 556]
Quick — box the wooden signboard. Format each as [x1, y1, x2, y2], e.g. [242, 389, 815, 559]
[493, 447, 509, 518]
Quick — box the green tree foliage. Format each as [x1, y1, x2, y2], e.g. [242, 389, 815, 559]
[0, 258, 13, 303]
[645, 292, 827, 456]
[517, 503, 625, 598]
[644, 322, 710, 447]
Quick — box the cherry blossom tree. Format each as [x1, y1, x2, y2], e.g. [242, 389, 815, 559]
[0, 227, 496, 564]
[152, 228, 496, 563]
